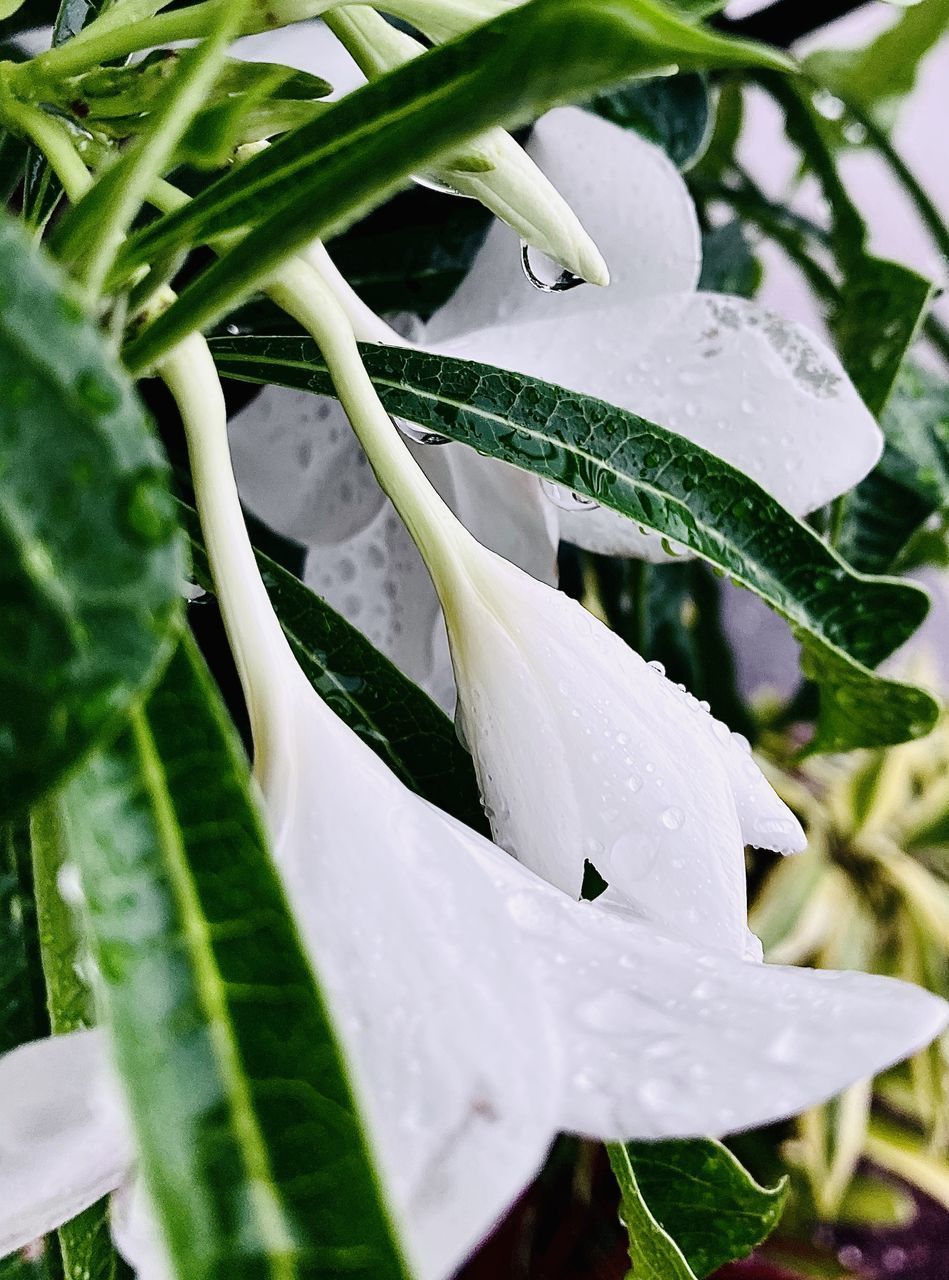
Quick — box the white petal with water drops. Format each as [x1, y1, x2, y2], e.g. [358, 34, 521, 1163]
[0, 1031, 133, 1256]
[267, 665, 560, 1280]
[461, 835, 948, 1138]
[444, 549, 756, 954]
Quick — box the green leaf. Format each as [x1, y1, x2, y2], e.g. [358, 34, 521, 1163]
[0, 216, 183, 819]
[608, 1143, 695, 1280]
[621, 1139, 788, 1277]
[208, 334, 939, 753]
[180, 502, 487, 833]
[829, 255, 934, 418]
[804, 0, 949, 124]
[61, 631, 411, 1280]
[117, 0, 791, 369]
[840, 362, 949, 572]
[587, 72, 711, 169]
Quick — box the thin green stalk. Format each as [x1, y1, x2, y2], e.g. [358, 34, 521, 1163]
[268, 258, 475, 596]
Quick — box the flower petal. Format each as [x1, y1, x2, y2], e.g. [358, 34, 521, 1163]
[229, 386, 386, 548]
[110, 1178, 172, 1280]
[270, 673, 561, 1279]
[450, 840, 949, 1140]
[436, 290, 882, 548]
[0, 1031, 132, 1257]
[426, 107, 701, 342]
[447, 552, 753, 955]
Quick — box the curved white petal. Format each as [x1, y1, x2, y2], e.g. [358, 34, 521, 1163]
[427, 809, 948, 1140]
[426, 107, 701, 343]
[436, 291, 882, 558]
[446, 551, 760, 955]
[229, 387, 386, 548]
[718, 727, 805, 855]
[110, 1178, 172, 1280]
[269, 667, 560, 1280]
[0, 1031, 132, 1257]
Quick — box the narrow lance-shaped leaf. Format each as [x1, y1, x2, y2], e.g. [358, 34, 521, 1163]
[117, 0, 791, 369]
[61, 631, 412, 1280]
[0, 216, 183, 819]
[209, 335, 939, 753]
[180, 501, 487, 832]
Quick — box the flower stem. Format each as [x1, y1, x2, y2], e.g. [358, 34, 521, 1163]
[158, 332, 300, 798]
[268, 257, 477, 596]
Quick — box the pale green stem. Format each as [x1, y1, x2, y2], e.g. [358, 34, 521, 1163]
[269, 257, 479, 597]
[158, 333, 301, 800]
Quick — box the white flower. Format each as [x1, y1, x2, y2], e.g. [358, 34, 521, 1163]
[4, 335, 942, 1280]
[2, 676, 945, 1279]
[229, 103, 882, 703]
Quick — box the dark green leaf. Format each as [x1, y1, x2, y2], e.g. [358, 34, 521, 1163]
[209, 334, 939, 753]
[0, 216, 183, 819]
[118, 0, 790, 368]
[180, 502, 487, 833]
[53, 0, 112, 46]
[62, 632, 411, 1280]
[840, 363, 949, 573]
[623, 1139, 788, 1277]
[327, 186, 493, 323]
[829, 255, 935, 417]
[587, 73, 711, 169]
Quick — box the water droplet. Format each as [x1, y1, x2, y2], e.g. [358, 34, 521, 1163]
[647, 660, 666, 676]
[638, 1077, 676, 1112]
[626, 772, 643, 794]
[520, 241, 587, 292]
[541, 480, 596, 511]
[661, 806, 685, 831]
[392, 416, 449, 446]
[766, 1026, 801, 1064]
[75, 369, 121, 414]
